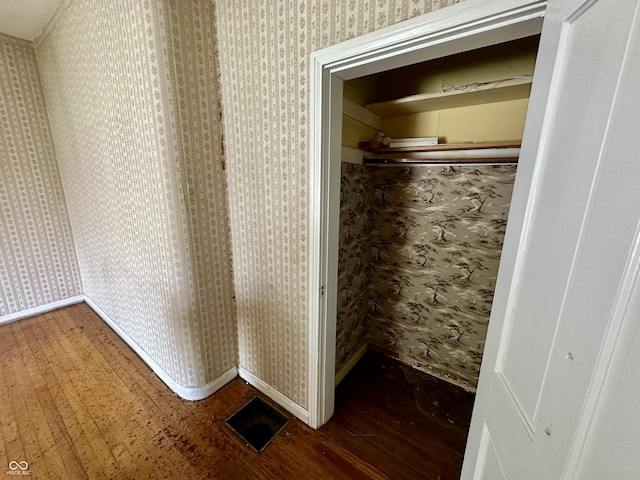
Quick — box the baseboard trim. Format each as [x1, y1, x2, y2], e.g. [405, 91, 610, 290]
[238, 367, 309, 424]
[84, 295, 237, 401]
[0, 295, 85, 325]
[369, 342, 477, 393]
[335, 343, 367, 386]
[395, 350, 477, 393]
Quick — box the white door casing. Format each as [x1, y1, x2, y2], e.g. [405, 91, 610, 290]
[462, 0, 640, 477]
[309, 0, 545, 429]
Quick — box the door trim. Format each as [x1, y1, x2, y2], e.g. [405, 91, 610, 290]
[308, 0, 547, 429]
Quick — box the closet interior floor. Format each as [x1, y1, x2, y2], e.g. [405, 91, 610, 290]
[324, 350, 476, 479]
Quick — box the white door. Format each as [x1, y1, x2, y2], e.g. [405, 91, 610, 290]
[462, 0, 640, 478]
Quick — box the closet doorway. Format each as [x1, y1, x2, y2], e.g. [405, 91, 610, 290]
[329, 35, 540, 476]
[336, 35, 539, 389]
[308, 0, 547, 430]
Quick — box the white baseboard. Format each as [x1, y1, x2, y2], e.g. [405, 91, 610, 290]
[84, 295, 237, 401]
[0, 295, 84, 326]
[238, 367, 309, 424]
[335, 342, 367, 386]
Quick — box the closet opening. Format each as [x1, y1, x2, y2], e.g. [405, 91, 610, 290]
[331, 35, 540, 476]
[308, 0, 545, 439]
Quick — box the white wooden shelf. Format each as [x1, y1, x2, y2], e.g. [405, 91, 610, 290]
[362, 141, 521, 153]
[364, 78, 532, 117]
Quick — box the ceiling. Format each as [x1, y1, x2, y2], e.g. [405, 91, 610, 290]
[0, 0, 64, 41]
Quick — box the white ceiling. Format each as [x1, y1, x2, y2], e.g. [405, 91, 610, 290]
[0, 0, 64, 41]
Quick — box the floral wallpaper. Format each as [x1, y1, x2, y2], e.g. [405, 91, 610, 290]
[158, 0, 238, 385]
[2, 0, 468, 411]
[337, 163, 516, 389]
[34, 0, 237, 389]
[216, 0, 463, 410]
[0, 33, 81, 318]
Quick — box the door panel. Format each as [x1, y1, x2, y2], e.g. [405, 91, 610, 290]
[477, 426, 508, 480]
[532, 6, 640, 473]
[464, 0, 640, 477]
[500, 0, 637, 423]
[485, 378, 546, 479]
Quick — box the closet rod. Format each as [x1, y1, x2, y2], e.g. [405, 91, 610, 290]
[362, 155, 519, 167]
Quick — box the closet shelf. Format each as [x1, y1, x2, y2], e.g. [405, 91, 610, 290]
[364, 78, 532, 117]
[361, 141, 521, 154]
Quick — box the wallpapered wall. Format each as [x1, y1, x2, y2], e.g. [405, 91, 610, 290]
[34, 0, 237, 389]
[216, 0, 463, 411]
[0, 33, 81, 317]
[2, 0, 466, 408]
[157, 1, 238, 385]
[337, 163, 516, 389]
[336, 163, 372, 370]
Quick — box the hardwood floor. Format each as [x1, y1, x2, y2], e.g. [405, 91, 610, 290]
[328, 349, 475, 479]
[0, 304, 474, 479]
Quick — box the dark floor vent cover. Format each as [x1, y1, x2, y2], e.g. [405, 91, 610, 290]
[225, 396, 290, 452]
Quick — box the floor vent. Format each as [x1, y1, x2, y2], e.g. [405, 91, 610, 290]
[225, 396, 289, 452]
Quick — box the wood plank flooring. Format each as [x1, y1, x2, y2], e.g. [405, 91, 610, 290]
[328, 349, 475, 479]
[0, 304, 474, 479]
